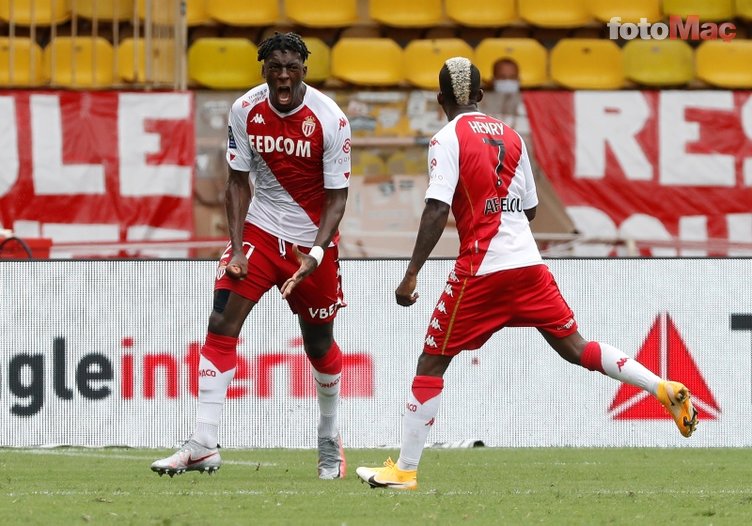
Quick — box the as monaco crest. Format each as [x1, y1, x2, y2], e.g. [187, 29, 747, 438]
[302, 116, 316, 137]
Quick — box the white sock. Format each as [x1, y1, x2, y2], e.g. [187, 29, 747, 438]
[312, 369, 341, 438]
[191, 355, 235, 448]
[598, 342, 661, 395]
[397, 392, 441, 471]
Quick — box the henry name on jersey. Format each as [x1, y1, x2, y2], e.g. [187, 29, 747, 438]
[468, 120, 505, 136]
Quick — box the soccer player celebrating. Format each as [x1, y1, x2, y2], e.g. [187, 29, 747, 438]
[152, 33, 351, 480]
[356, 57, 698, 491]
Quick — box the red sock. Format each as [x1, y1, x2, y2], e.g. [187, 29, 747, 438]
[201, 332, 238, 373]
[411, 375, 444, 404]
[581, 341, 604, 373]
[308, 341, 342, 375]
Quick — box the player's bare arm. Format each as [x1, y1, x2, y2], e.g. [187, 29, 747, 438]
[225, 167, 253, 279]
[281, 187, 348, 298]
[396, 199, 451, 307]
[524, 206, 537, 222]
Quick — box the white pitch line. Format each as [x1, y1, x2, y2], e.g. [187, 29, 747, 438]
[508, 488, 752, 496]
[2, 489, 267, 497]
[0, 448, 276, 467]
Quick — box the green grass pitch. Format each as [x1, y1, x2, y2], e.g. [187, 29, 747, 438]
[1, 447, 751, 525]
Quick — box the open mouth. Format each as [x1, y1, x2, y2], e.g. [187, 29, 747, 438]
[276, 86, 292, 106]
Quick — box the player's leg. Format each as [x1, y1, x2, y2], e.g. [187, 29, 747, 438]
[150, 290, 256, 477]
[191, 290, 257, 449]
[152, 225, 276, 476]
[526, 263, 698, 438]
[356, 354, 453, 491]
[397, 353, 453, 470]
[540, 330, 698, 437]
[358, 271, 500, 490]
[298, 318, 346, 479]
[283, 242, 346, 479]
[538, 329, 662, 392]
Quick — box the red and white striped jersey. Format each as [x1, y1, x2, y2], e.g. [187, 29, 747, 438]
[226, 84, 351, 246]
[425, 111, 541, 276]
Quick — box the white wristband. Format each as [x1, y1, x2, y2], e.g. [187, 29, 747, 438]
[308, 246, 324, 266]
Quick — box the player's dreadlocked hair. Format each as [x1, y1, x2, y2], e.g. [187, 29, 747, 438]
[257, 32, 310, 62]
[439, 57, 481, 106]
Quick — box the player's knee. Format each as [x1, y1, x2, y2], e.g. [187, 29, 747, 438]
[303, 337, 333, 359]
[301, 331, 333, 359]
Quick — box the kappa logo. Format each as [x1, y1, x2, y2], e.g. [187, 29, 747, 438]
[250, 113, 265, 124]
[430, 317, 442, 331]
[425, 335, 438, 348]
[616, 357, 628, 372]
[609, 312, 720, 422]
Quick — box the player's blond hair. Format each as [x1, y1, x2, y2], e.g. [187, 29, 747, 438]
[440, 57, 481, 106]
[444, 57, 472, 105]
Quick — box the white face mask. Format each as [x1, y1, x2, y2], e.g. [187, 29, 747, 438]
[494, 79, 520, 94]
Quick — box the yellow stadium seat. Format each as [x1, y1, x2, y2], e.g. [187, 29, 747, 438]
[285, 0, 358, 27]
[0, 0, 69, 25]
[188, 38, 262, 89]
[445, 0, 517, 27]
[331, 38, 403, 86]
[738, 0, 752, 20]
[73, 0, 134, 21]
[0, 37, 44, 86]
[623, 39, 693, 87]
[662, 0, 734, 21]
[137, 0, 207, 26]
[117, 38, 177, 84]
[475, 38, 548, 88]
[550, 38, 623, 89]
[696, 40, 752, 88]
[588, 0, 661, 23]
[206, 0, 277, 26]
[518, 0, 591, 28]
[45, 37, 114, 88]
[302, 37, 330, 84]
[404, 39, 474, 90]
[369, 0, 443, 28]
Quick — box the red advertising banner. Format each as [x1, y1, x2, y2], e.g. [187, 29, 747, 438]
[524, 91, 752, 255]
[0, 91, 195, 257]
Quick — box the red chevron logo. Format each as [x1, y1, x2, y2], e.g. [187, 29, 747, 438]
[610, 312, 720, 421]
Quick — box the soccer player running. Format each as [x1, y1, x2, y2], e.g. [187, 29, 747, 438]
[356, 57, 698, 491]
[152, 33, 351, 480]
